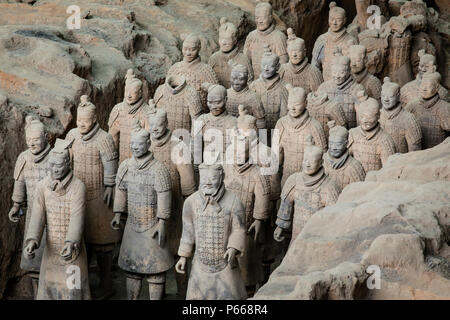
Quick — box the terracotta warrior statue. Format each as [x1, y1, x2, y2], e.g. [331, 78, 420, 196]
[323, 121, 365, 193]
[306, 90, 347, 140]
[66, 95, 120, 299]
[111, 121, 173, 300]
[9, 116, 51, 297]
[348, 94, 396, 173]
[349, 44, 382, 100]
[279, 28, 323, 94]
[400, 50, 449, 106]
[379, 77, 422, 153]
[312, 2, 358, 82]
[226, 64, 266, 129]
[167, 34, 218, 112]
[147, 105, 196, 298]
[153, 74, 203, 132]
[108, 69, 151, 163]
[274, 85, 327, 187]
[243, 1, 288, 79]
[405, 71, 450, 149]
[175, 163, 247, 300]
[192, 83, 237, 166]
[224, 134, 271, 296]
[209, 17, 253, 88]
[274, 136, 339, 244]
[249, 45, 288, 134]
[317, 49, 366, 129]
[24, 139, 90, 300]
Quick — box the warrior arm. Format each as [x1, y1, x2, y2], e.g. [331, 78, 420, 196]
[24, 182, 46, 246]
[189, 90, 204, 120]
[326, 101, 348, 128]
[228, 196, 246, 255]
[309, 65, 324, 92]
[379, 135, 396, 166]
[178, 197, 195, 258]
[253, 174, 271, 221]
[253, 96, 267, 129]
[100, 134, 119, 186]
[311, 34, 326, 71]
[275, 174, 296, 230]
[156, 190, 172, 220]
[311, 119, 328, 151]
[279, 88, 289, 118]
[11, 154, 27, 205]
[113, 162, 128, 214]
[66, 181, 86, 244]
[405, 115, 422, 152]
[324, 179, 340, 207]
[177, 163, 197, 197]
[108, 107, 120, 150]
[155, 163, 173, 220]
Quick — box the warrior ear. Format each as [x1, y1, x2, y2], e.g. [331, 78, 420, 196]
[418, 49, 425, 58]
[356, 90, 368, 102]
[327, 120, 336, 130]
[220, 17, 227, 26]
[201, 82, 213, 92]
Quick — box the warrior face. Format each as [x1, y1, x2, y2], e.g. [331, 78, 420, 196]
[182, 40, 200, 63]
[328, 135, 347, 158]
[288, 99, 306, 118]
[332, 63, 350, 85]
[149, 116, 167, 140]
[261, 56, 279, 80]
[207, 93, 226, 116]
[381, 88, 400, 110]
[420, 76, 439, 99]
[231, 70, 248, 92]
[349, 49, 366, 74]
[125, 83, 142, 105]
[49, 154, 70, 181]
[26, 129, 47, 155]
[287, 41, 306, 65]
[255, 6, 273, 32]
[219, 34, 236, 53]
[359, 105, 379, 132]
[329, 11, 346, 32]
[130, 134, 150, 159]
[77, 112, 96, 135]
[418, 58, 435, 76]
[199, 168, 223, 196]
[302, 149, 323, 176]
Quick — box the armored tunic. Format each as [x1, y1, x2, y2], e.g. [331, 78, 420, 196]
[400, 76, 449, 107]
[25, 173, 90, 300]
[384, 28, 413, 87]
[244, 23, 288, 79]
[12, 144, 51, 272]
[114, 153, 174, 275]
[250, 75, 288, 132]
[224, 163, 271, 287]
[275, 111, 327, 186]
[66, 124, 120, 246]
[317, 77, 366, 129]
[279, 58, 323, 94]
[348, 125, 396, 173]
[353, 68, 382, 100]
[150, 130, 196, 256]
[380, 105, 422, 153]
[154, 76, 203, 132]
[405, 96, 450, 149]
[226, 86, 266, 129]
[167, 57, 218, 112]
[208, 47, 254, 88]
[108, 99, 151, 163]
[323, 151, 366, 193]
[178, 186, 247, 300]
[312, 29, 358, 81]
[276, 169, 339, 242]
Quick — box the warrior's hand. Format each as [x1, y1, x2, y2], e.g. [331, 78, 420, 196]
[111, 213, 121, 230]
[8, 203, 21, 223]
[24, 240, 38, 258]
[152, 219, 166, 247]
[224, 247, 239, 269]
[103, 186, 114, 207]
[248, 219, 263, 242]
[175, 257, 187, 274]
[60, 242, 74, 261]
[273, 226, 286, 242]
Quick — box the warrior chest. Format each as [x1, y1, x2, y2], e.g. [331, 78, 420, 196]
[351, 136, 382, 171]
[224, 171, 256, 216]
[24, 160, 48, 201]
[294, 184, 325, 215]
[161, 93, 191, 130]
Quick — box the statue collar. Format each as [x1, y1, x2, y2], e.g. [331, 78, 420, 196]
[183, 56, 201, 67]
[231, 85, 249, 95]
[257, 23, 275, 36]
[151, 129, 171, 147]
[420, 94, 440, 109]
[288, 110, 310, 129]
[133, 152, 154, 170]
[200, 183, 226, 212]
[289, 57, 308, 74]
[81, 122, 100, 141]
[360, 123, 380, 141]
[382, 104, 402, 120]
[166, 76, 187, 95]
[328, 28, 347, 42]
[352, 68, 368, 84]
[234, 161, 252, 174]
[33, 143, 51, 163]
[221, 46, 239, 59]
[261, 73, 281, 90]
[302, 168, 325, 187]
[325, 150, 349, 170]
[336, 75, 353, 91]
[48, 171, 73, 194]
[125, 97, 144, 115]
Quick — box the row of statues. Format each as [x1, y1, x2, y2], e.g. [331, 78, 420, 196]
[8, 0, 449, 300]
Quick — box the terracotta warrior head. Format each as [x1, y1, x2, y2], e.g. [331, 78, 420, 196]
[182, 33, 201, 63]
[331, 48, 351, 85]
[77, 95, 97, 134]
[124, 69, 143, 105]
[302, 136, 323, 176]
[327, 120, 348, 158]
[420, 71, 441, 99]
[255, 1, 273, 32]
[261, 45, 280, 80]
[198, 163, 224, 196]
[286, 28, 306, 65]
[230, 64, 249, 92]
[202, 82, 227, 116]
[349, 44, 367, 74]
[286, 84, 307, 118]
[381, 77, 400, 110]
[219, 17, 238, 53]
[49, 138, 72, 181]
[25, 115, 47, 155]
[237, 105, 257, 139]
[147, 99, 168, 139]
[130, 119, 151, 159]
[357, 92, 380, 132]
[329, 2, 347, 33]
[418, 50, 437, 77]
